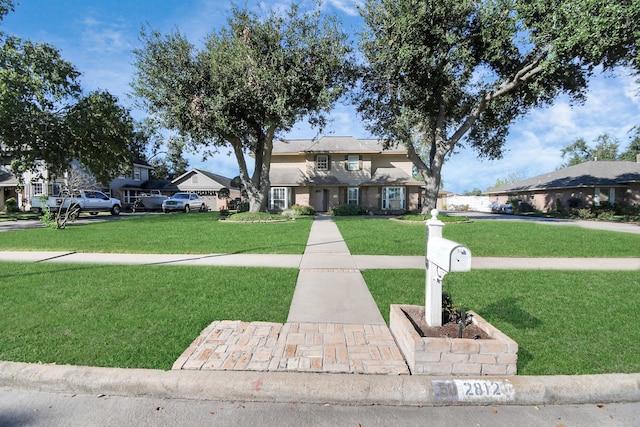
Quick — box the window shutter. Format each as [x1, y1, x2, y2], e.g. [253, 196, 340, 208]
[359, 155, 363, 170]
[327, 155, 331, 171]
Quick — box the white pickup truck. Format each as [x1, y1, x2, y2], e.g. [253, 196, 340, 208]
[31, 190, 122, 216]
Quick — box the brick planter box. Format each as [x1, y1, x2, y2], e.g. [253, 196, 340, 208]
[390, 304, 518, 376]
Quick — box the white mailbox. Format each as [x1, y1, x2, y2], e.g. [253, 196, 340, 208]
[427, 238, 471, 273]
[424, 209, 472, 326]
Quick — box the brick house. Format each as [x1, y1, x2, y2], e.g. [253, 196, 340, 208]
[485, 158, 640, 212]
[268, 136, 424, 213]
[169, 169, 240, 211]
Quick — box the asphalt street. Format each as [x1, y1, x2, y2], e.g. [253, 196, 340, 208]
[2, 387, 639, 427]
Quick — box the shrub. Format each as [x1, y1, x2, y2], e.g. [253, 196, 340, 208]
[236, 201, 250, 213]
[4, 197, 18, 212]
[554, 198, 563, 214]
[574, 208, 595, 219]
[330, 204, 366, 216]
[567, 198, 583, 209]
[291, 204, 315, 216]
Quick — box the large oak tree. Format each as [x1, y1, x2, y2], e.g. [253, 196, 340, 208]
[356, 0, 640, 212]
[0, 0, 136, 185]
[132, 4, 355, 211]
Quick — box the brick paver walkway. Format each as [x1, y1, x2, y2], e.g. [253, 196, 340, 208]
[172, 320, 409, 375]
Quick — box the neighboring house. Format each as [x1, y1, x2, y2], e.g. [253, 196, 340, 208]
[110, 160, 158, 207]
[0, 164, 19, 211]
[170, 168, 239, 211]
[268, 136, 424, 212]
[485, 158, 640, 212]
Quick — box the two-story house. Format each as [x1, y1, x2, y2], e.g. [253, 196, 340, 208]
[268, 136, 423, 213]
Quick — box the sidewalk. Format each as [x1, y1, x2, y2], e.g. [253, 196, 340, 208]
[172, 216, 409, 375]
[1, 216, 640, 407]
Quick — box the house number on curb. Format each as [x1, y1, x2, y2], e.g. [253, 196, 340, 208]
[431, 380, 515, 403]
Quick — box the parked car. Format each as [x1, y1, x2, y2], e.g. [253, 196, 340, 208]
[31, 189, 122, 216]
[162, 192, 206, 213]
[490, 201, 513, 214]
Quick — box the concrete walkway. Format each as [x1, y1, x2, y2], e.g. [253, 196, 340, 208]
[288, 216, 386, 324]
[1, 215, 640, 406]
[173, 216, 408, 375]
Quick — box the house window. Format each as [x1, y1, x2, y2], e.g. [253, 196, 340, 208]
[382, 187, 405, 210]
[347, 155, 360, 171]
[317, 155, 328, 171]
[269, 187, 292, 210]
[32, 182, 43, 195]
[133, 167, 141, 181]
[347, 187, 359, 205]
[609, 188, 615, 204]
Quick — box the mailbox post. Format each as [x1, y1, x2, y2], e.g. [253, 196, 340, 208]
[425, 209, 471, 326]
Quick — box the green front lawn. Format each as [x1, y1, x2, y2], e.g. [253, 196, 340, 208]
[335, 217, 640, 257]
[0, 262, 298, 370]
[0, 212, 313, 254]
[363, 269, 640, 375]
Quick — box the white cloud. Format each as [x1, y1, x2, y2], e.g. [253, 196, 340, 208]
[325, 0, 361, 16]
[81, 17, 132, 54]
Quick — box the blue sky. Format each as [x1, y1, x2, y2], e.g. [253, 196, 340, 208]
[4, 0, 640, 194]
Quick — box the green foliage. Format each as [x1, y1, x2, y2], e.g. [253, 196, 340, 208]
[330, 204, 366, 216]
[620, 126, 640, 162]
[569, 201, 638, 221]
[561, 134, 621, 167]
[462, 188, 482, 196]
[3, 196, 17, 212]
[356, 0, 640, 211]
[291, 204, 316, 216]
[132, 3, 355, 211]
[0, 6, 136, 184]
[282, 204, 315, 218]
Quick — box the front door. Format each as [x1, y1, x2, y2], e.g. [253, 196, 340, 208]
[314, 188, 329, 212]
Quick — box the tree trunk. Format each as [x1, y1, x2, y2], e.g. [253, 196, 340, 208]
[229, 125, 275, 213]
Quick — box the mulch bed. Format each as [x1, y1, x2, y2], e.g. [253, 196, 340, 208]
[401, 305, 491, 340]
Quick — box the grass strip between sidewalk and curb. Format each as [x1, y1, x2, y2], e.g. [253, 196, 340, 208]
[363, 269, 640, 376]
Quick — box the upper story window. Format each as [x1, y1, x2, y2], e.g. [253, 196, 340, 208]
[347, 155, 360, 171]
[133, 167, 141, 181]
[317, 155, 329, 171]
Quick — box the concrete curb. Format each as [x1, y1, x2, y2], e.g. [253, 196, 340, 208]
[2, 361, 639, 406]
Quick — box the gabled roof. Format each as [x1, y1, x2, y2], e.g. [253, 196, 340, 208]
[171, 168, 233, 188]
[486, 161, 640, 194]
[272, 136, 406, 155]
[0, 165, 18, 187]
